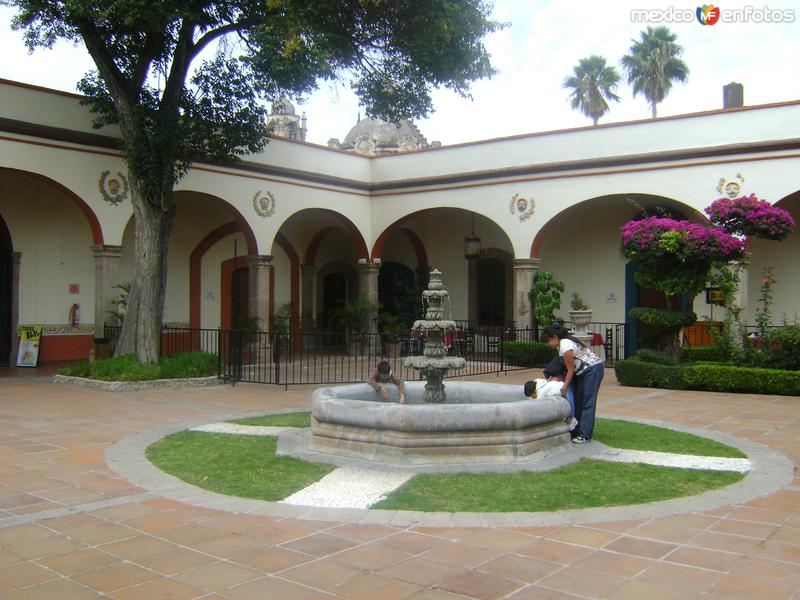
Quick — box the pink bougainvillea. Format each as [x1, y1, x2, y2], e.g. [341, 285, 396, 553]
[621, 217, 745, 262]
[705, 194, 795, 240]
[620, 216, 745, 297]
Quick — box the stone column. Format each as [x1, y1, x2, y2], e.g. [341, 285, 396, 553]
[91, 245, 123, 338]
[357, 258, 380, 335]
[467, 258, 479, 326]
[512, 258, 541, 331]
[248, 255, 273, 331]
[9, 252, 21, 365]
[301, 264, 315, 330]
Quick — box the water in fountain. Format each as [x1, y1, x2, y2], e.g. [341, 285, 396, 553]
[403, 269, 466, 402]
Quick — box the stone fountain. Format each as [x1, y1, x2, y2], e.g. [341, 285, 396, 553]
[291, 267, 572, 467]
[403, 269, 465, 402]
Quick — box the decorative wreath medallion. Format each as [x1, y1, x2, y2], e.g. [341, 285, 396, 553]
[253, 190, 276, 218]
[510, 193, 535, 221]
[716, 173, 745, 199]
[98, 171, 130, 205]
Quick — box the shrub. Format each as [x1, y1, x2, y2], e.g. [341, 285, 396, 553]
[614, 358, 688, 389]
[684, 364, 800, 396]
[629, 307, 696, 330]
[615, 358, 800, 396]
[159, 352, 218, 378]
[635, 348, 677, 365]
[758, 325, 800, 371]
[682, 345, 725, 363]
[57, 352, 217, 381]
[502, 341, 557, 367]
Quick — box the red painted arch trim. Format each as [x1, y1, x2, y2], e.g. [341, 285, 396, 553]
[398, 227, 429, 270]
[370, 212, 422, 259]
[331, 213, 369, 260]
[304, 226, 334, 266]
[190, 222, 240, 329]
[3, 168, 104, 245]
[174, 190, 258, 256]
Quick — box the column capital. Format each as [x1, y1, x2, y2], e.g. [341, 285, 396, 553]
[357, 261, 380, 274]
[512, 258, 541, 270]
[301, 263, 315, 274]
[248, 254, 273, 268]
[91, 245, 124, 258]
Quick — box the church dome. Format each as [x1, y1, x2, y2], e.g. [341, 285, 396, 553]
[332, 117, 430, 155]
[270, 98, 296, 116]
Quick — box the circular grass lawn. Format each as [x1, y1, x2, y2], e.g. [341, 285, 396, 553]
[146, 415, 746, 513]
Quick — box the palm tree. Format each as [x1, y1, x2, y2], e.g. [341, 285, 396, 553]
[621, 26, 689, 119]
[563, 55, 621, 125]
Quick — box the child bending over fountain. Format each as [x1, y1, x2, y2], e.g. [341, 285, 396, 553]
[367, 361, 406, 404]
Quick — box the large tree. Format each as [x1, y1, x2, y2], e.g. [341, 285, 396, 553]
[620, 26, 689, 119]
[563, 55, 620, 126]
[5, 0, 498, 363]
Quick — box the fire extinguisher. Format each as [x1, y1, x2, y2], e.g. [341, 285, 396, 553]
[69, 303, 80, 327]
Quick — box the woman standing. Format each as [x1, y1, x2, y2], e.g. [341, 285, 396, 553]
[541, 323, 604, 443]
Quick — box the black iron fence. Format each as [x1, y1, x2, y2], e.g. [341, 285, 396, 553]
[102, 321, 627, 387]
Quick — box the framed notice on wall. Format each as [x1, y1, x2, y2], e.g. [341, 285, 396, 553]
[16, 326, 42, 367]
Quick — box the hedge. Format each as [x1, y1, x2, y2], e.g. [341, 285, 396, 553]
[501, 341, 557, 367]
[684, 364, 800, 396]
[614, 358, 689, 390]
[614, 358, 800, 396]
[58, 352, 218, 381]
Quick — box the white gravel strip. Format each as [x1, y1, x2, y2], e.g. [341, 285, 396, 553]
[190, 423, 289, 436]
[597, 448, 751, 472]
[281, 467, 413, 509]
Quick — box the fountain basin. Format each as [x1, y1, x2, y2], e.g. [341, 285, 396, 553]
[309, 381, 571, 465]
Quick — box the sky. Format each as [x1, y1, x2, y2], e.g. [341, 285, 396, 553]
[2, 0, 799, 147]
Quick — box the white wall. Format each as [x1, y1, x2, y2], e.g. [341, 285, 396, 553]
[0, 170, 95, 325]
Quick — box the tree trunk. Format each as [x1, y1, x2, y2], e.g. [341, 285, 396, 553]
[114, 175, 175, 363]
[651, 103, 657, 119]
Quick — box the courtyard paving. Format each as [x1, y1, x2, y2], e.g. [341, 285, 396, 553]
[0, 369, 798, 599]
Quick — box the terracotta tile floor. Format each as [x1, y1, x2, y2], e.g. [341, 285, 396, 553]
[0, 369, 798, 599]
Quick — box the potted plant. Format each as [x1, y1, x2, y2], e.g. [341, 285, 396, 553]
[380, 312, 407, 357]
[330, 299, 379, 355]
[568, 292, 592, 337]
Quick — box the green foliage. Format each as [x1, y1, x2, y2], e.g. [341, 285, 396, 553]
[374, 460, 742, 512]
[621, 26, 689, 118]
[754, 267, 776, 337]
[230, 412, 311, 428]
[57, 352, 216, 381]
[146, 432, 335, 501]
[501, 341, 557, 367]
[614, 358, 689, 389]
[159, 352, 218, 379]
[635, 348, 677, 365]
[329, 299, 380, 335]
[593, 419, 745, 457]
[629, 307, 696, 331]
[683, 364, 800, 395]
[759, 324, 800, 371]
[681, 345, 725, 363]
[529, 270, 564, 328]
[563, 55, 621, 125]
[616, 358, 800, 395]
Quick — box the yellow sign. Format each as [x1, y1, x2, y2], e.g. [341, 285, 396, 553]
[17, 325, 42, 367]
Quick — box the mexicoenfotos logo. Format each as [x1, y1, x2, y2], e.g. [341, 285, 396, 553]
[631, 5, 795, 23]
[697, 4, 721, 25]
